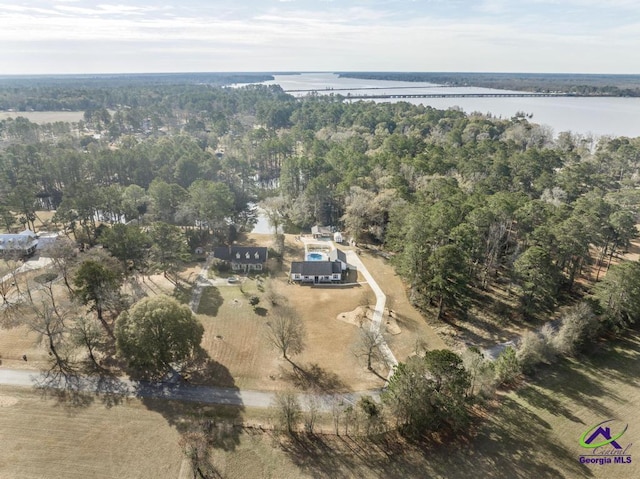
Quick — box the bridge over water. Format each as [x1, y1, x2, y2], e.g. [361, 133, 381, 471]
[283, 86, 597, 100]
[341, 92, 581, 99]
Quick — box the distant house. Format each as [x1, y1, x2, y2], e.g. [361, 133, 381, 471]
[290, 261, 342, 283]
[0, 229, 38, 257]
[311, 225, 333, 239]
[212, 246, 268, 272]
[333, 231, 344, 243]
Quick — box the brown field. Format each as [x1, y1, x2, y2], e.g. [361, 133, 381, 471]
[355, 250, 448, 356]
[0, 387, 184, 479]
[0, 111, 84, 124]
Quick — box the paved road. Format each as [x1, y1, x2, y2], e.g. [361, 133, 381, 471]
[0, 368, 380, 410]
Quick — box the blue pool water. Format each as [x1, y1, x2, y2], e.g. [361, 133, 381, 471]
[306, 253, 325, 261]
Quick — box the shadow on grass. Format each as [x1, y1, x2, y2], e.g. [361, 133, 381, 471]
[198, 286, 224, 316]
[529, 357, 619, 418]
[276, 405, 592, 479]
[516, 384, 584, 424]
[135, 349, 244, 453]
[281, 362, 346, 393]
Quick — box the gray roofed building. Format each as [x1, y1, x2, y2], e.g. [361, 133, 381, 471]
[290, 260, 342, 283]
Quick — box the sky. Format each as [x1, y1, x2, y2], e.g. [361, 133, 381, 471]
[1, 0, 639, 75]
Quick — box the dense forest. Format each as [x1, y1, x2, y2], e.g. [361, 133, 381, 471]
[0, 72, 274, 111]
[2, 80, 640, 329]
[339, 72, 640, 97]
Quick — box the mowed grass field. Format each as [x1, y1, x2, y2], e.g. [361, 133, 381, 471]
[0, 387, 184, 479]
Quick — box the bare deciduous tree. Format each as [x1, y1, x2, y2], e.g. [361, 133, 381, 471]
[179, 429, 218, 479]
[265, 307, 306, 363]
[71, 315, 106, 370]
[0, 275, 16, 305]
[354, 328, 388, 372]
[303, 394, 320, 434]
[461, 347, 495, 398]
[42, 237, 77, 294]
[330, 397, 346, 435]
[272, 391, 301, 435]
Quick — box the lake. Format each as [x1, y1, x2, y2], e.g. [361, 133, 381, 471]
[263, 73, 640, 139]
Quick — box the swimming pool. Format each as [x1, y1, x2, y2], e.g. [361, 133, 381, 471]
[306, 252, 327, 261]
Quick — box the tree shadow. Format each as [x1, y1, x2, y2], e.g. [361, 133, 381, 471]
[532, 359, 616, 418]
[197, 286, 224, 316]
[84, 370, 131, 408]
[280, 362, 346, 393]
[33, 364, 130, 411]
[254, 306, 268, 317]
[34, 367, 95, 410]
[134, 350, 244, 453]
[516, 384, 584, 424]
[277, 433, 361, 477]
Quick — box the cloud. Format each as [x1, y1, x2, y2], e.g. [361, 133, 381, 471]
[54, 3, 158, 16]
[1, 0, 639, 73]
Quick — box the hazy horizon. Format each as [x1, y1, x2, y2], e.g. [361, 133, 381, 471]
[1, 71, 640, 79]
[2, 1, 640, 75]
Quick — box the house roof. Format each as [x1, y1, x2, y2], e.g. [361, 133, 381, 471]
[213, 246, 268, 264]
[329, 248, 347, 264]
[311, 225, 332, 236]
[291, 261, 342, 276]
[0, 230, 38, 251]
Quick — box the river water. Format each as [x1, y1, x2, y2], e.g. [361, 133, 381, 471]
[263, 73, 640, 139]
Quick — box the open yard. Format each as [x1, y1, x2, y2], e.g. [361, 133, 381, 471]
[0, 232, 451, 393]
[0, 387, 184, 479]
